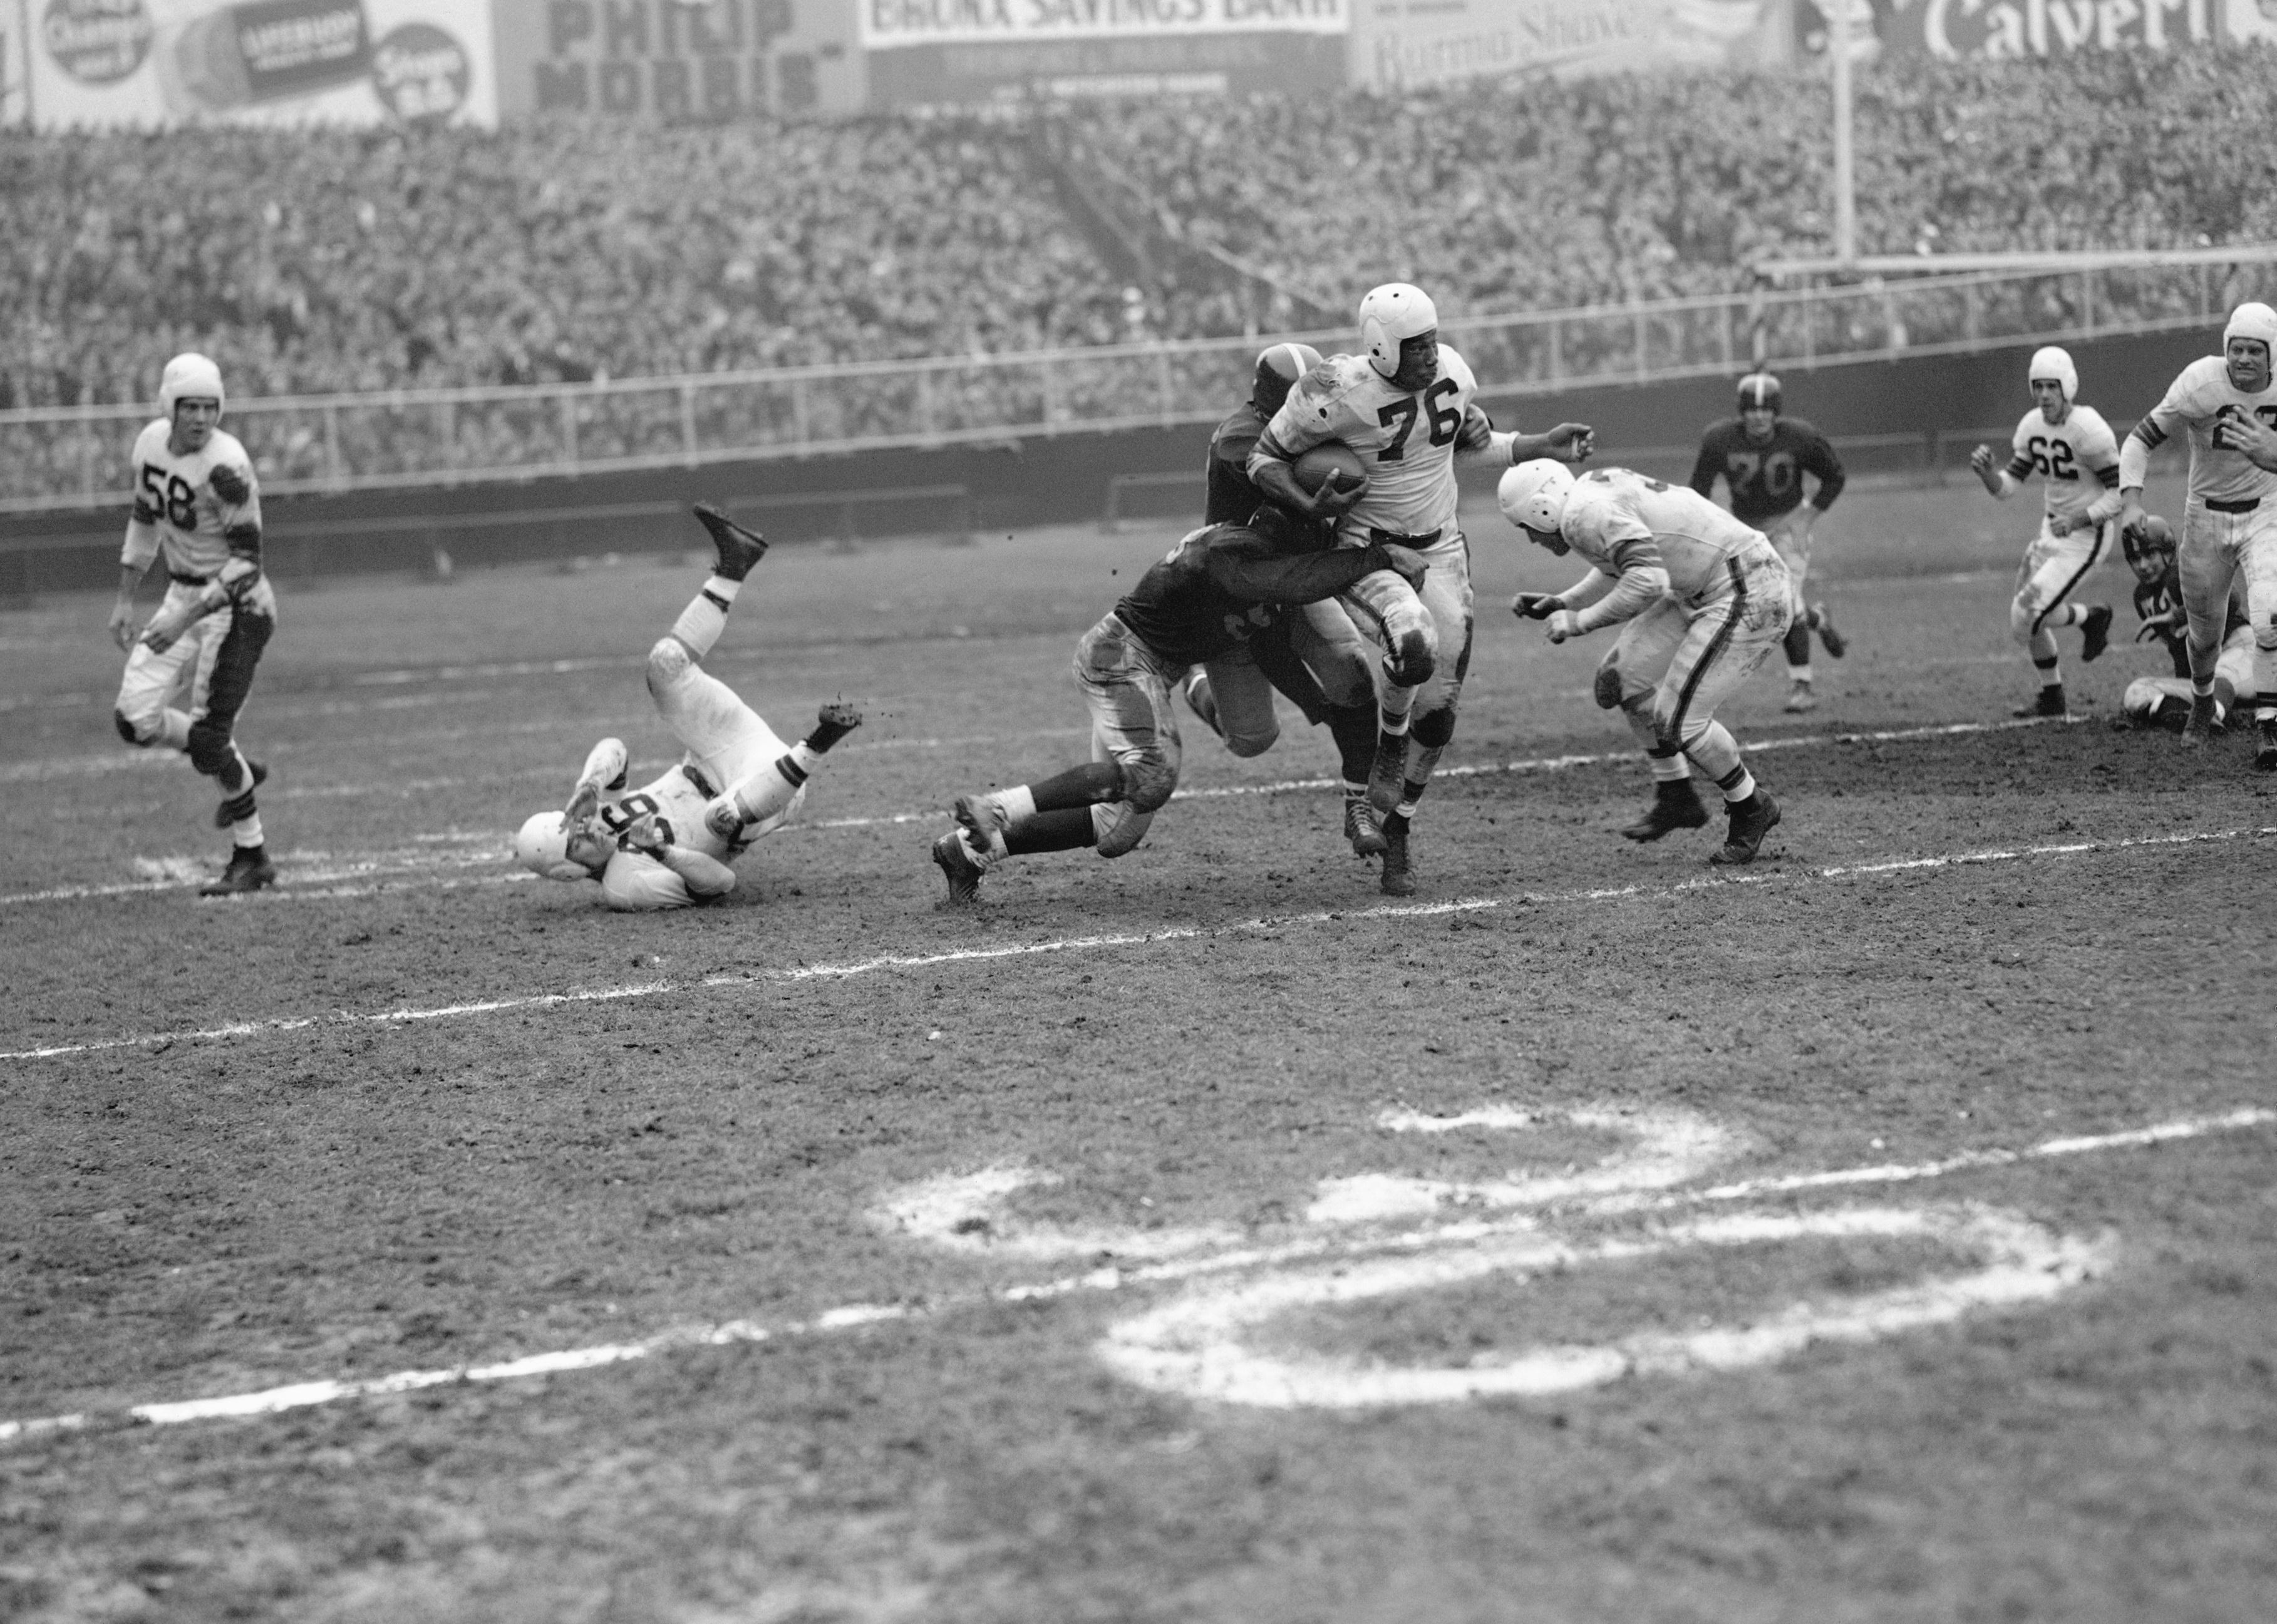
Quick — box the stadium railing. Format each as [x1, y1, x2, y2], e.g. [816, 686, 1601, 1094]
[2, 261, 2258, 514]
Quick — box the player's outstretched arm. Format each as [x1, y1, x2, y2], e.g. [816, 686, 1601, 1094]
[1495, 423, 1594, 465]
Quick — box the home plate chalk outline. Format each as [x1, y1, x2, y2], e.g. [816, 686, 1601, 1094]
[2, 1107, 2268, 1443]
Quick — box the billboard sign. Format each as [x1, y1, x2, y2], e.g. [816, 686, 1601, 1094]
[489, 0, 863, 120]
[1824, 0, 2271, 56]
[26, 0, 493, 125]
[1348, 0, 1777, 90]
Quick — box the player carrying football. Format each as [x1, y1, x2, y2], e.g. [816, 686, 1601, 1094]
[513, 506, 861, 909]
[1689, 371, 1847, 713]
[1966, 346, 2120, 719]
[1500, 462, 1791, 866]
[2117, 301, 2277, 767]
[1245, 282, 1594, 895]
[107, 353, 278, 896]
[932, 508, 1428, 904]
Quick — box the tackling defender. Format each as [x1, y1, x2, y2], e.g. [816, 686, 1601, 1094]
[1689, 372, 1847, 713]
[514, 506, 861, 910]
[2117, 516, 2258, 730]
[932, 508, 1428, 904]
[1966, 346, 2120, 718]
[1246, 282, 1594, 895]
[1501, 462, 1791, 866]
[108, 353, 277, 896]
[2117, 301, 2277, 766]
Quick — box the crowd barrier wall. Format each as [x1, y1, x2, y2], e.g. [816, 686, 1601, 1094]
[0, 323, 2221, 601]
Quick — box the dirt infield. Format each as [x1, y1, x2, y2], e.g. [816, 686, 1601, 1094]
[3, 477, 2274, 1623]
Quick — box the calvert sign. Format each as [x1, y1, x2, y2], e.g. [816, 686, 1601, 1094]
[859, 0, 1348, 48]
[1860, 0, 2273, 54]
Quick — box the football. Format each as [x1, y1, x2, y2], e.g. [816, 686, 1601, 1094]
[1293, 440, 1367, 495]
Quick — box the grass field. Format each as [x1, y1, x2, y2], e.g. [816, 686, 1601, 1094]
[3, 473, 2275, 1624]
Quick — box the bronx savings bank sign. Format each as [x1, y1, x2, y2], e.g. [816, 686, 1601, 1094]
[859, 0, 1350, 105]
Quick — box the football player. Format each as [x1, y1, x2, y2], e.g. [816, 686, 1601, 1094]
[107, 353, 278, 896]
[1245, 282, 1594, 895]
[932, 508, 1428, 904]
[1184, 341, 1381, 832]
[1501, 462, 1791, 866]
[2117, 301, 2277, 766]
[1688, 371, 1847, 713]
[1966, 346, 2121, 719]
[2117, 517, 2256, 730]
[514, 506, 861, 911]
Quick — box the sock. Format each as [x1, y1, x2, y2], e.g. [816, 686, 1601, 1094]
[1004, 807, 1098, 856]
[1784, 622, 1812, 670]
[231, 819, 265, 851]
[1716, 765, 1757, 804]
[1790, 664, 1813, 686]
[997, 785, 1038, 831]
[2035, 654, 2062, 691]
[1328, 702, 1376, 788]
[669, 578, 738, 659]
[2193, 678, 2216, 698]
[1678, 720, 1744, 784]
[1378, 691, 1414, 734]
[2257, 645, 2277, 718]
[2047, 604, 2085, 630]
[1395, 781, 1429, 820]
[1026, 762, 1123, 812]
[1648, 747, 1690, 784]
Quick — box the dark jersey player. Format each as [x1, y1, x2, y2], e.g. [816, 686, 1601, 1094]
[932, 507, 1427, 902]
[1690, 372, 1849, 712]
[1187, 341, 1381, 832]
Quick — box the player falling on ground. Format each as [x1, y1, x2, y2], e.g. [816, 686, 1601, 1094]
[1689, 371, 1847, 713]
[1184, 343, 1381, 819]
[932, 507, 1429, 904]
[1501, 462, 1791, 866]
[107, 353, 279, 896]
[1246, 282, 1594, 894]
[2117, 514, 2258, 730]
[514, 506, 860, 910]
[2117, 301, 2277, 767]
[1966, 346, 2120, 719]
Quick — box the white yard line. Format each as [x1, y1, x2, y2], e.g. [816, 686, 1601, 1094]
[1, 1106, 2264, 1446]
[4, 822, 2270, 1065]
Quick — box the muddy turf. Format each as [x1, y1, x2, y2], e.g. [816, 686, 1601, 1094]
[3, 475, 2274, 1623]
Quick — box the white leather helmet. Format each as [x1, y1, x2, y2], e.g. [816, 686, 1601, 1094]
[1358, 283, 1438, 380]
[2223, 301, 2277, 351]
[1498, 459, 1576, 535]
[514, 810, 595, 881]
[158, 352, 225, 419]
[2027, 345, 2078, 402]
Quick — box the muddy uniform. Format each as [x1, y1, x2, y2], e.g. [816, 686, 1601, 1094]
[1998, 404, 2123, 641]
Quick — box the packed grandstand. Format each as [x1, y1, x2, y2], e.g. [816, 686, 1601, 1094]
[2, 46, 2273, 499]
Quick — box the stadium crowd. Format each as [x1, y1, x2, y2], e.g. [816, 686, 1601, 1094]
[3, 46, 2273, 493]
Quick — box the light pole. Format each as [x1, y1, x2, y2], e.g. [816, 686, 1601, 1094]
[1830, 0, 1855, 267]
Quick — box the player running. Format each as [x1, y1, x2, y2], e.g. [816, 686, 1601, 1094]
[1500, 462, 1791, 866]
[1246, 282, 1594, 894]
[2117, 301, 2277, 765]
[2117, 516, 2258, 730]
[513, 506, 860, 910]
[1966, 346, 2120, 719]
[107, 353, 278, 896]
[932, 508, 1428, 904]
[1689, 371, 1847, 713]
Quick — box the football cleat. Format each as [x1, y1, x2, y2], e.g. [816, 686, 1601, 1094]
[1708, 790, 1781, 867]
[1347, 795, 1389, 857]
[2013, 687, 2067, 719]
[1783, 684, 1818, 714]
[807, 701, 863, 753]
[1365, 728, 1407, 815]
[1621, 779, 1711, 843]
[1379, 815, 1416, 897]
[2079, 604, 2114, 663]
[1811, 603, 1846, 659]
[2181, 693, 2220, 745]
[931, 830, 983, 904]
[2256, 717, 2277, 772]
[692, 504, 769, 581]
[199, 846, 276, 896]
[212, 758, 267, 828]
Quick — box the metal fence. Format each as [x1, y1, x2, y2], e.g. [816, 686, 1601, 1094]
[5, 259, 2264, 514]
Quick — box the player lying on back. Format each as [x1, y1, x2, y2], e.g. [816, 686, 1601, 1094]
[1689, 371, 1847, 713]
[1500, 463, 1790, 866]
[2117, 301, 2277, 765]
[514, 505, 860, 910]
[1244, 282, 1594, 896]
[1966, 346, 2119, 719]
[932, 506, 1428, 904]
[2117, 516, 2258, 730]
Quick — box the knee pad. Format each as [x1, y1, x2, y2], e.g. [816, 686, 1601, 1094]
[185, 720, 234, 778]
[1383, 629, 1435, 688]
[646, 636, 692, 691]
[1593, 660, 1627, 711]
[1121, 752, 1178, 815]
[114, 708, 151, 747]
[1092, 802, 1155, 859]
[1410, 705, 1458, 749]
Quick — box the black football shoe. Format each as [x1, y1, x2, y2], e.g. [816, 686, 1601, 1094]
[212, 758, 267, 829]
[199, 846, 276, 896]
[2256, 717, 2277, 772]
[2013, 687, 2067, 719]
[1379, 814, 1416, 897]
[692, 504, 769, 580]
[1621, 780, 1710, 843]
[932, 830, 984, 905]
[1811, 601, 1846, 659]
[2080, 604, 2114, 663]
[1347, 795, 1389, 857]
[2181, 693, 2221, 745]
[1708, 791, 1782, 867]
